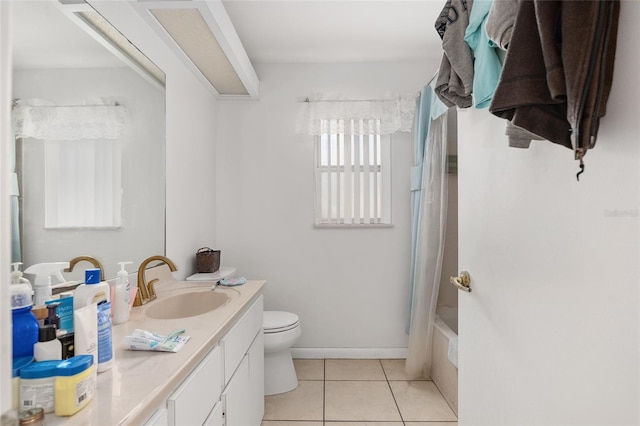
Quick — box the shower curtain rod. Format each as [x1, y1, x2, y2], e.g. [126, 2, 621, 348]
[299, 94, 419, 103]
[12, 98, 121, 107]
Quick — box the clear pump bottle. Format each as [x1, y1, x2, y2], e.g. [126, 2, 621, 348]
[113, 261, 133, 325]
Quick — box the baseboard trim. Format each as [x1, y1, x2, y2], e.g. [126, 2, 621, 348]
[291, 347, 408, 359]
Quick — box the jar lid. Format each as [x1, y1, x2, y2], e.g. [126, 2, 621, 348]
[20, 360, 61, 379]
[12, 356, 33, 378]
[19, 407, 44, 425]
[56, 354, 93, 376]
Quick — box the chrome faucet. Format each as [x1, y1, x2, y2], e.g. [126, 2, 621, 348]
[65, 256, 105, 281]
[134, 255, 177, 306]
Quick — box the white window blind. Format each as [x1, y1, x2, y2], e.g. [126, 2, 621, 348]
[315, 118, 391, 226]
[45, 138, 122, 228]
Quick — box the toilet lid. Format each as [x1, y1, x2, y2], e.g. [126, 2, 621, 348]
[264, 311, 299, 333]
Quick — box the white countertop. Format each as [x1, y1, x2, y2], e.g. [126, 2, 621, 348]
[46, 276, 265, 425]
[186, 267, 236, 281]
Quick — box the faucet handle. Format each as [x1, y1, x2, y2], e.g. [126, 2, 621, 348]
[147, 278, 159, 300]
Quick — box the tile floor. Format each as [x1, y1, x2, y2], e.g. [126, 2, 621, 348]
[262, 359, 458, 426]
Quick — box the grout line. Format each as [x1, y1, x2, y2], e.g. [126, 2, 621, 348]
[430, 379, 458, 420]
[382, 359, 405, 425]
[322, 358, 326, 423]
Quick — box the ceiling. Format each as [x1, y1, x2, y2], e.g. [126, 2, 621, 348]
[11, 1, 124, 70]
[11, 1, 445, 70]
[222, 1, 445, 63]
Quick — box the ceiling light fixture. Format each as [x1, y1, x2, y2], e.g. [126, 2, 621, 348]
[134, 1, 259, 99]
[56, 1, 166, 90]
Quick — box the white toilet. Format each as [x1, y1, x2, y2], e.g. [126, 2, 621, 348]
[263, 311, 301, 396]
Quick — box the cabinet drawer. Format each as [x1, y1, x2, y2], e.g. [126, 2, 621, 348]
[167, 345, 223, 426]
[221, 295, 263, 383]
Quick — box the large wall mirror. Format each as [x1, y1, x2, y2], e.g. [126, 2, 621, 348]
[10, 1, 166, 281]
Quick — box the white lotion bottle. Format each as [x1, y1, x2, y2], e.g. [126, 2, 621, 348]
[73, 268, 110, 312]
[113, 261, 133, 325]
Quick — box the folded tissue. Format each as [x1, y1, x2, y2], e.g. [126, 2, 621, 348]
[122, 329, 190, 352]
[218, 277, 246, 286]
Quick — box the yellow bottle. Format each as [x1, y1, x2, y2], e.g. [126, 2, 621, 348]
[54, 355, 95, 416]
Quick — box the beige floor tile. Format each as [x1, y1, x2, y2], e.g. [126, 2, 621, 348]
[325, 380, 401, 422]
[262, 422, 323, 426]
[404, 422, 458, 426]
[405, 423, 458, 426]
[380, 359, 429, 380]
[326, 423, 403, 426]
[325, 359, 385, 380]
[389, 381, 457, 422]
[293, 359, 324, 380]
[263, 381, 324, 421]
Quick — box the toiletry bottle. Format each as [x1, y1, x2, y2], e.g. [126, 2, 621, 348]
[44, 303, 61, 332]
[74, 304, 98, 363]
[97, 301, 113, 372]
[11, 277, 39, 359]
[54, 355, 95, 416]
[11, 262, 32, 289]
[73, 268, 110, 311]
[24, 262, 70, 306]
[47, 295, 73, 333]
[34, 325, 62, 361]
[113, 261, 133, 324]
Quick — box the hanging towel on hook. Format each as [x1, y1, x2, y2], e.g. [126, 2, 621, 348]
[434, 0, 475, 108]
[489, 0, 620, 163]
[464, 0, 502, 109]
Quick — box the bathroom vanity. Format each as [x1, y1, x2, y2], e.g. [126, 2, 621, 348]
[45, 279, 265, 425]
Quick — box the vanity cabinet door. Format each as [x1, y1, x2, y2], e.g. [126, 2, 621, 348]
[167, 345, 223, 425]
[223, 331, 264, 426]
[221, 296, 263, 384]
[203, 401, 224, 426]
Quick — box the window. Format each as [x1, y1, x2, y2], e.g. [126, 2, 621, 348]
[45, 138, 122, 228]
[314, 118, 391, 226]
[13, 101, 126, 229]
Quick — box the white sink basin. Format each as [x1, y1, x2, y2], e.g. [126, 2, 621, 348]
[145, 290, 230, 320]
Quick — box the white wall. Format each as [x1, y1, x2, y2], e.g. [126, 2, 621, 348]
[216, 61, 433, 355]
[458, 2, 640, 423]
[90, 1, 219, 278]
[13, 67, 165, 279]
[0, 1, 13, 420]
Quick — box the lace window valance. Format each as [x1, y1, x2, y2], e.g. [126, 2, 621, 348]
[295, 94, 416, 136]
[13, 100, 127, 141]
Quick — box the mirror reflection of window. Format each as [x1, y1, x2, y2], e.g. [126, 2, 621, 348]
[10, 1, 166, 280]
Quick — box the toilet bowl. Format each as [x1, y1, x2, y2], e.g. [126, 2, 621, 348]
[263, 311, 301, 396]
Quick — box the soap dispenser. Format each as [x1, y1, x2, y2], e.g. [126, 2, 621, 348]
[34, 325, 62, 361]
[10, 266, 38, 359]
[113, 261, 133, 325]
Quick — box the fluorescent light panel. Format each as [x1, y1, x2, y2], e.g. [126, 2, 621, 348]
[77, 9, 166, 87]
[150, 8, 248, 96]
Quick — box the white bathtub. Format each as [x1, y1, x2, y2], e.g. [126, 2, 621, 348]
[431, 306, 458, 414]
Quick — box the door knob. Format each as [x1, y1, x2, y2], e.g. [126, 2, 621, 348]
[450, 271, 471, 292]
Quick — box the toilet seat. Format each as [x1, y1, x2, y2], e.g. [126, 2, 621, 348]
[264, 311, 299, 334]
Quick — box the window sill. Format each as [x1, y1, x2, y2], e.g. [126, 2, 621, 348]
[313, 223, 393, 229]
